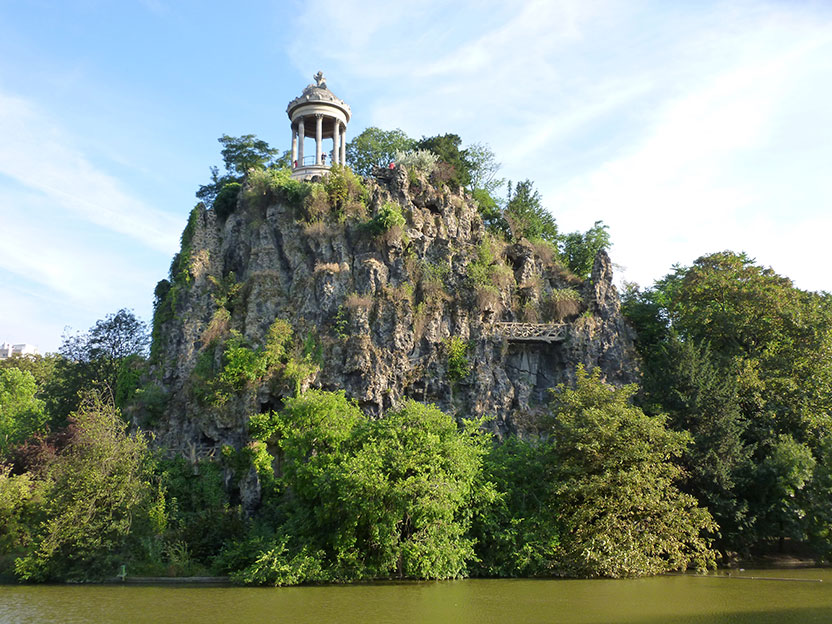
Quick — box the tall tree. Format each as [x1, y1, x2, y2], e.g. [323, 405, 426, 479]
[504, 180, 559, 244]
[0, 368, 48, 458]
[197, 134, 279, 206]
[624, 251, 832, 553]
[548, 367, 717, 577]
[416, 133, 470, 188]
[560, 221, 611, 279]
[55, 310, 149, 419]
[14, 391, 159, 581]
[345, 127, 415, 177]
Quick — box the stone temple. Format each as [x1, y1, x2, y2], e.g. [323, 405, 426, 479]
[287, 71, 351, 180]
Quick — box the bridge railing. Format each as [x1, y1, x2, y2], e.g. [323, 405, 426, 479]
[492, 322, 567, 343]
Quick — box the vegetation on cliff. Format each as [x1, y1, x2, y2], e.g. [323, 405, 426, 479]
[3, 133, 832, 585]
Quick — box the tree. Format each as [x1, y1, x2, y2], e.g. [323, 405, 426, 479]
[465, 142, 503, 195]
[14, 391, 160, 581]
[56, 310, 149, 418]
[561, 221, 611, 279]
[548, 367, 717, 577]
[0, 368, 48, 458]
[218, 134, 278, 177]
[196, 134, 279, 206]
[469, 436, 560, 577]
[345, 127, 415, 177]
[236, 391, 492, 584]
[623, 251, 832, 553]
[415, 133, 470, 188]
[504, 180, 559, 243]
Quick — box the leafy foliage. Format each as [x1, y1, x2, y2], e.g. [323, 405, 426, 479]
[504, 180, 559, 244]
[365, 202, 406, 235]
[548, 367, 718, 577]
[14, 392, 159, 581]
[213, 182, 242, 221]
[561, 221, 610, 279]
[346, 127, 415, 176]
[232, 391, 492, 584]
[55, 309, 149, 420]
[197, 134, 279, 206]
[445, 336, 471, 383]
[470, 437, 559, 577]
[623, 251, 832, 554]
[394, 149, 438, 177]
[0, 368, 48, 458]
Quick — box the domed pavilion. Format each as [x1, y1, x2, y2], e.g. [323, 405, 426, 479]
[287, 71, 351, 180]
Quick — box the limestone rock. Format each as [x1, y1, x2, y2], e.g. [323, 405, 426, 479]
[150, 168, 639, 458]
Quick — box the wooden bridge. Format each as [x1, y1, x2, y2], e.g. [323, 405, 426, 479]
[492, 322, 567, 344]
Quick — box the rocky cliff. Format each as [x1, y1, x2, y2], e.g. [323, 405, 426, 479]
[148, 166, 637, 456]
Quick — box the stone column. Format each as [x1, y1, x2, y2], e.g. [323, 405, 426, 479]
[340, 127, 347, 165]
[298, 118, 305, 165]
[332, 120, 340, 168]
[291, 126, 298, 167]
[315, 114, 323, 165]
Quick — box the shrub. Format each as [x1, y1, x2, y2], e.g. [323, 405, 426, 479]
[394, 149, 438, 177]
[244, 168, 310, 209]
[235, 391, 492, 584]
[14, 392, 159, 582]
[446, 337, 471, 383]
[324, 165, 368, 221]
[365, 202, 406, 235]
[543, 288, 583, 322]
[213, 182, 242, 220]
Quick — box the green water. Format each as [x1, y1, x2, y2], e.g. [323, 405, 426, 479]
[2, 569, 832, 624]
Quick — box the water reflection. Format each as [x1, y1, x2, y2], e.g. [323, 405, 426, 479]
[1, 569, 831, 624]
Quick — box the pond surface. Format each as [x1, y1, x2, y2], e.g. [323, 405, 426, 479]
[2, 568, 832, 624]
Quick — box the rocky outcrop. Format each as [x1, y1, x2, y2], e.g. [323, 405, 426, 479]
[149, 166, 638, 453]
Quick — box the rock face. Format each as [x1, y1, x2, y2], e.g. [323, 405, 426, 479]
[149, 167, 638, 454]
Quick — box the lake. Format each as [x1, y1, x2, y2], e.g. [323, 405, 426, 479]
[2, 568, 831, 623]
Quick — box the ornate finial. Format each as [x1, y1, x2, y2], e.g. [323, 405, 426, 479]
[314, 71, 327, 89]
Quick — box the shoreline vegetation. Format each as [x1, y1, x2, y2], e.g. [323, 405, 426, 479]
[4, 134, 832, 586]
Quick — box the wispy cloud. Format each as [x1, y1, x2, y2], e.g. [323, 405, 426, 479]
[0, 92, 181, 252]
[290, 1, 832, 292]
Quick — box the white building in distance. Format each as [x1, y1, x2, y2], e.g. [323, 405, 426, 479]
[0, 343, 39, 359]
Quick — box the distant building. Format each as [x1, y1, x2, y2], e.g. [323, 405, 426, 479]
[0, 343, 39, 359]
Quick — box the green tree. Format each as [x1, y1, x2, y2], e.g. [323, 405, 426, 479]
[236, 391, 491, 584]
[415, 133, 470, 188]
[470, 436, 560, 577]
[345, 127, 415, 177]
[0, 466, 42, 562]
[548, 367, 717, 577]
[0, 368, 48, 458]
[14, 391, 160, 581]
[623, 251, 832, 554]
[504, 180, 559, 243]
[561, 221, 611, 279]
[197, 134, 279, 206]
[57, 309, 149, 417]
[466, 142, 503, 195]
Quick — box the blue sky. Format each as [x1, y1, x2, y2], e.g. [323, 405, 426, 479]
[2, 0, 831, 353]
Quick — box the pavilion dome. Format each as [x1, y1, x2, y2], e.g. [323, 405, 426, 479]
[286, 71, 351, 122]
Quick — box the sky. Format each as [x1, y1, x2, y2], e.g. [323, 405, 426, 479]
[1, 0, 831, 353]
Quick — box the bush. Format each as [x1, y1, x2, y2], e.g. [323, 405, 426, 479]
[365, 202, 406, 235]
[548, 367, 718, 577]
[238, 392, 491, 583]
[244, 168, 310, 209]
[213, 182, 242, 220]
[446, 337, 471, 383]
[394, 149, 438, 177]
[14, 392, 160, 582]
